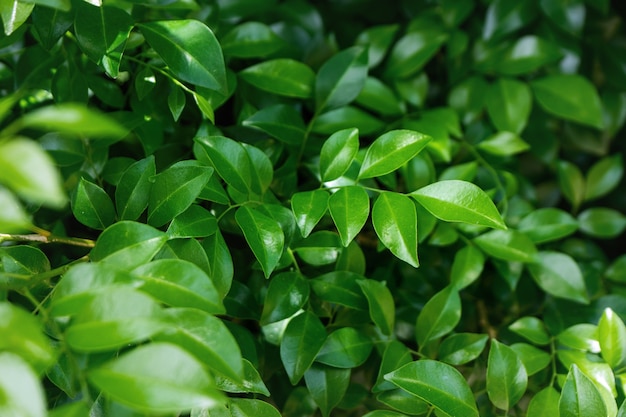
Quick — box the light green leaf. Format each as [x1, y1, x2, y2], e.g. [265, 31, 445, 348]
[495, 35, 562, 76]
[280, 311, 327, 385]
[0, 0, 33, 35]
[328, 186, 369, 247]
[229, 398, 281, 417]
[376, 389, 430, 415]
[559, 364, 607, 417]
[235, 206, 284, 278]
[557, 324, 600, 353]
[319, 128, 359, 182]
[606, 255, 626, 284]
[71, 177, 115, 230]
[89, 343, 225, 414]
[139, 20, 227, 93]
[315, 327, 373, 368]
[527, 251, 589, 304]
[243, 104, 306, 146]
[315, 46, 369, 112]
[474, 229, 537, 263]
[292, 231, 342, 266]
[0, 187, 31, 232]
[578, 207, 626, 239]
[291, 190, 329, 238]
[355, 24, 399, 68]
[0, 352, 46, 417]
[510, 343, 551, 376]
[558, 161, 586, 211]
[411, 180, 506, 230]
[312, 106, 385, 136]
[416, 286, 461, 347]
[304, 364, 350, 417]
[239, 59, 315, 98]
[385, 29, 448, 78]
[384, 360, 479, 417]
[221, 21, 285, 58]
[166, 205, 217, 238]
[487, 340, 528, 410]
[215, 359, 269, 396]
[357, 279, 395, 336]
[261, 272, 309, 325]
[439, 333, 489, 366]
[450, 245, 485, 290]
[584, 154, 623, 201]
[372, 192, 419, 268]
[598, 308, 626, 369]
[509, 317, 550, 345]
[527, 387, 560, 417]
[486, 78, 532, 134]
[359, 130, 431, 179]
[194, 136, 252, 195]
[115, 156, 155, 221]
[518, 208, 578, 244]
[477, 131, 530, 156]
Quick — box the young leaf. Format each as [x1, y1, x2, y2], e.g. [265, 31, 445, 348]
[291, 190, 329, 238]
[416, 286, 461, 347]
[526, 387, 560, 417]
[486, 78, 532, 134]
[328, 186, 369, 247]
[304, 364, 350, 417]
[261, 272, 309, 325]
[559, 364, 607, 417]
[359, 130, 431, 179]
[235, 206, 285, 278]
[319, 128, 359, 182]
[315, 46, 369, 112]
[357, 279, 395, 336]
[280, 311, 327, 385]
[139, 20, 227, 93]
[527, 251, 589, 304]
[597, 308, 626, 369]
[584, 154, 624, 201]
[194, 136, 252, 195]
[71, 177, 116, 230]
[450, 244, 485, 290]
[239, 59, 315, 98]
[509, 317, 550, 345]
[487, 340, 528, 410]
[88, 342, 225, 414]
[372, 192, 419, 268]
[474, 229, 537, 263]
[476, 131, 530, 156]
[412, 180, 506, 230]
[315, 327, 373, 368]
[115, 156, 155, 221]
[517, 208, 578, 244]
[439, 333, 489, 366]
[384, 360, 479, 417]
[0, 353, 46, 417]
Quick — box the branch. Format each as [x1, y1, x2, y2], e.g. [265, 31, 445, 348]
[0, 233, 95, 248]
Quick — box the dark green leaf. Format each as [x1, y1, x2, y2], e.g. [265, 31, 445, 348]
[528, 251, 589, 304]
[439, 333, 489, 366]
[355, 77, 405, 116]
[416, 286, 461, 346]
[558, 161, 586, 211]
[373, 340, 413, 392]
[229, 398, 281, 416]
[355, 24, 399, 68]
[304, 364, 350, 417]
[280, 311, 327, 385]
[239, 59, 315, 98]
[168, 84, 186, 122]
[357, 279, 395, 335]
[372, 192, 419, 268]
[201, 230, 233, 298]
[291, 190, 329, 238]
[319, 128, 359, 182]
[0, 352, 45, 417]
[315, 327, 373, 368]
[510, 343, 551, 375]
[0, 245, 50, 289]
[606, 255, 626, 284]
[584, 154, 624, 201]
[486, 78, 532, 134]
[261, 272, 309, 325]
[167, 205, 217, 238]
[540, 0, 586, 35]
[221, 22, 284, 58]
[495, 36, 562, 76]
[328, 186, 369, 247]
[385, 29, 448, 79]
[194, 136, 252, 195]
[487, 340, 528, 410]
[359, 130, 431, 179]
[509, 316, 550, 345]
[235, 206, 284, 278]
[310, 271, 368, 311]
[450, 245, 485, 290]
[115, 156, 155, 221]
[243, 104, 306, 146]
[483, 0, 537, 41]
[474, 229, 537, 263]
[518, 208, 578, 244]
[312, 106, 385, 136]
[597, 308, 626, 369]
[315, 46, 368, 112]
[578, 208, 626, 239]
[71, 177, 115, 230]
[559, 364, 607, 417]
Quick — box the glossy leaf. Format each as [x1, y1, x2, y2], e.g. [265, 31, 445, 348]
[261, 272, 309, 325]
[328, 186, 369, 247]
[376, 389, 430, 415]
[450, 245, 485, 290]
[194, 136, 252, 195]
[355, 77, 405, 116]
[518, 208, 578, 244]
[0, 245, 49, 290]
[229, 398, 281, 416]
[221, 21, 284, 58]
[526, 387, 560, 417]
[559, 364, 607, 417]
[239, 59, 315, 98]
[0, 187, 31, 232]
[71, 177, 115, 230]
[200, 230, 233, 298]
[416, 286, 461, 347]
[215, 359, 269, 396]
[585, 154, 624, 201]
[319, 128, 359, 182]
[474, 229, 537, 263]
[384, 360, 479, 417]
[315, 46, 368, 112]
[477, 131, 530, 156]
[115, 156, 155, 221]
[557, 324, 601, 353]
[235, 206, 284, 278]
[166, 205, 217, 239]
[304, 364, 350, 417]
[357, 279, 395, 335]
[310, 271, 368, 311]
[243, 104, 306, 146]
[578, 207, 626, 239]
[372, 192, 419, 268]
[89, 342, 225, 414]
[510, 343, 551, 375]
[359, 130, 431, 179]
[0, 0, 33, 35]
[487, 340, 528, 410]
[495, 36, 562, 76]
[312, 106, 385, 136]
[316, 327, 373, 368]
[483, 0, 537, 41]
[528, 251, 589, 304]
[509, 317, 550, 345]
[374, 340, 413, 392]
[486, 78, 532, 134]
[355, 24, 399, 68]
[139, 20, 227, 93]
[293, 231, 342, 266]
[439, 333, 489, 366]
[412, 180, 506, 230]
[598, 308, 626, 369]
[280, 311, 327, 385]
[558, 161, 586, 211]
[385, 29, 448, 78]
[0, 352, 46, 417]
[291, 190, 329, 238]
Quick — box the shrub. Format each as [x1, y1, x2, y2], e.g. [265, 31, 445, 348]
[1, 0, 626, 416]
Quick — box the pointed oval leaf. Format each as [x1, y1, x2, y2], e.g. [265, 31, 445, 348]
[304, 364, 350, 417]
[411, 180, 506, 229]
[220, 21, 285, 58]
[384, 360, 478, 417]
[487, 340, 528, 410]
[261, 272, 309, 325]
[376, 389, 430, 415]
[578, 207, 626, 239]
[71, 177, 115, 230]
[518, 208, 578, 244]
[558, 161, 586, 211]
[509, 316, 550, 345]
[357, 279, 395, 335]
[280, 311, 327, 385]
[310, 271, 368, 311]
[292, 231, 342, 266]
[416, 286, 461, 347]
[166, 205, 217, 238]
[474, 229, 537, 263]
[312, 106, 385, 136]
[319, 128, 359, 182]
[359, 130, 431, 179]
[510, 343, 551, 376]
[315, 46, 369, 112]
[486, 78, 532, 134]
[315, 327, 373, 368]
[483, 0, 538, 41]
[239, 59, 315, 98]
[385, 29, 448, 79]
[598, 308, 626, 369]
[450, 245, 485, 290]
[585, 154, 624, 201]
[0, 352, 46, 417]
[243, 104, 306, 145]
[194, 136, 252, 195]
[477, 131, 530, 156]
[372, 192, 419, 268]
[559, 364, 607, 417]
[356, 76, 405, 116]
[139, 20, 226, 93]
[528, 251, 588, 304]
[201, 230, 233, 298]
[557, 324, 600, 353]
[229, 398, 281, 417]
[291, 190, 329, 238]
[214, 359, 269, 396]
[89, 342, 225, 414]
[0, 245, 50, 290]
[115, 156, 155, 221]
[527, 387, 560, 417]
[235, 206, 284, 278]
[439, 333, 489, 366]
[374, 340, 413, 392]
[328, 186, 369, 247]
[355, 24, 400, 68]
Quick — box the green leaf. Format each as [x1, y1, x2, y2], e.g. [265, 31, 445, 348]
[584, 154, 624, 201]
[557, 324, 600, 353]
[450, 245, 485, 290]
[531, 75, 604, 129]
[578, 207, 626, 239]
[132, 259, 224, 314]
[527, 251, 589, 304]
[372, 192, 419, 268]
[359, 130, 431, 179]
[0, 187, 31, 232]
[477, 131, 530, 156]
[221, 21, 285, 58]
[71, 177, 115, 230]
[91, 221, 168, 269]
[0, 0, 33, 36]
[235, 206, 285, 278]
[135, 67, 155, 100]
[115, 156, 155, 221]
[483, 0, 537, 41]
[527, 387, 560, 417]
[168, 84, 186, 121]
[540, 0, 585, 35]
[292, 231, 342, 266]
[315, 46, 369, 112]
[310, 271, 368, 311]
[319, 128, 359, 182]
[65, 286, 165, 352]
[558, 161, 586, 211]
[229, 398, 281, 417]
[328, 186, 369, 247]
[291, 190, 329, 238]
[239, 59, 315, 98]
[509, 317, 550, 345]
[280, 311, 327, 385]
[474, 229, 537, 263]
[416, 286, 461, 347]
[315, 327, 373, 368]
[518, 208, 578, 244]
[376, 389, 430, 415]
[487, 340, 528, 410]
[261, 272, 309, 325]
[243, 104, 306, 146]
[167, 205, 217, 238]
[0, 138, 66, 208]
[495, 36, 562, 76]
[0, 352, 46, 417]
[155, 308, 243, 382]
[89, 342, 225, 414]
[357, 279, 395, 336]
[385, 28, 448, 78]
[439, 333, 489, 366]
[606, 255, 626, 283]
[559, 364, 607, 417]
[215, 359, 269, 396]
[139, 20, 227, 93]
[384, 360, 479, 417]
[355, 77, 405, 116]
[194, 136, 252, 195]
[201, 230, 233, 298]
[73, 3, 133, 78]
[373, 340, 413, 392]
[312, 106, 385, 136]
[0, 245, 50, 289]
[363, 411, 407, 417]
[598, 308, 626, 369]
[510, 343, 551, 375]
[411, 180, 506, 230]
[148, 161, 213, 227]
[486, 78, 532, 134]
[304, 364, 350, 417]
[355, 24, 399, 68]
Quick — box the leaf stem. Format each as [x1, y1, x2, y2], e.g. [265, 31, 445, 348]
[0, 233, 95, 248]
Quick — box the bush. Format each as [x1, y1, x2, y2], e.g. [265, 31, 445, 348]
[1, 0, 626, 416]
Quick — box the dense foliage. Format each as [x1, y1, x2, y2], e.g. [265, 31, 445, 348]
[1, 0, 626, 416]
